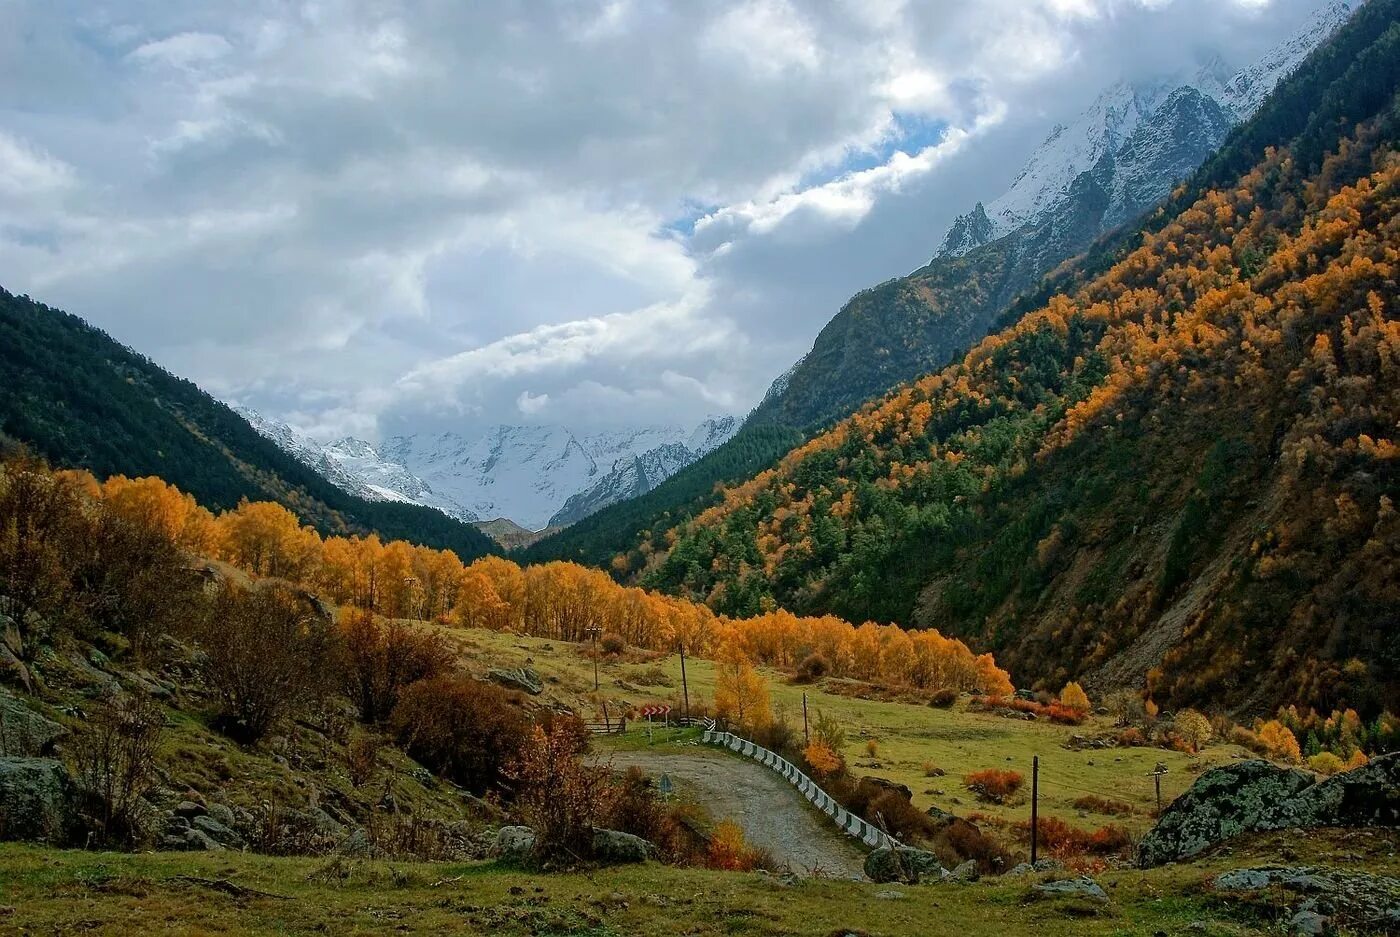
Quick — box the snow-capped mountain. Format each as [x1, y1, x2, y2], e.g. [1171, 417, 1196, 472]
[236, 407, 737, 533]
[938, 0, 1353, 257]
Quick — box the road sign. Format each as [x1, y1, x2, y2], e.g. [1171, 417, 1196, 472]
[637, 704, 672, 718]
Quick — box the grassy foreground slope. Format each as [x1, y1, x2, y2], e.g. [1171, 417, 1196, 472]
[4, 828, 1394, 936]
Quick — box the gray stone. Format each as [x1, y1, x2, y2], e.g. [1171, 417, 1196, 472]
[1139, 755, 1400, 867]
[863, 846, 944, 884]
[592, 828, 656, 864]
[492, 825, 536, 861]
[1032, 876, 1109, 902]
[337, 827, 384, 858]
[0, 691, 66, 757]
[164, 813, 190, 834]
[174, 800, 206, 819]
[1288, 910, 1328, 936]
[191, 814, 243, 848]
[944, 859, 979, 883]
[206, 803, 235, 828]
[0, 756, 76, 844]
[486, 667, 544, 696]
[181, 828, 224, 851]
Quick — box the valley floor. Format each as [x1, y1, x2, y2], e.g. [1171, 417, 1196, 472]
[2, 829, 1395, 936]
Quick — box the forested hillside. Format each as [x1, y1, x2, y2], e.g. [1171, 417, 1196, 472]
[635, 0, 1400, 715]
[0, 290, 496, 559]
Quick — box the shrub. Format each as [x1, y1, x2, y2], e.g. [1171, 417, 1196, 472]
[1014, 815, 1132, 859]
[865, 739, 880, 758]
[707, 819, 768, 871]
[1257, 719, 1302, 763]
[965, 769, 1024, 803]
[599, 633, 626, 657]
[928, 688, 958, 708]
[346, 732, 381, 788]
[1229, 725, 1261, 751]
[70, 691, 164, 847]
[1104, 689, 1146, 727]
[866, 789, 939, 842]
[390, 673, 529, 794]
[508, 720, 614, 861]
[922, 762, 945, 777]
[196, 583, 340, 743]
[1073, 795, 1134, 817]
[793, 653, 831, 683]
[939, 818, 1015, 874]
[1345, 749, 1369, 770]
[340, 610, 452, 724]
[1174, 709, 1213, 753]
[812, 709, 846, 751]
[1116, 727, 1146, 747]
[1307, 752, 1345, 776]
[1059, 682, 1091, 713]
[804, 740, 843, 777]
[1045, 702, 1086, 725]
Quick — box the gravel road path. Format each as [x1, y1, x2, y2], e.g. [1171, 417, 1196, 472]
[598, 747, 867, 879]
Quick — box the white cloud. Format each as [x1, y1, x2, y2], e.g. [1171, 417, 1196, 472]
[0, 0, 1337, 441]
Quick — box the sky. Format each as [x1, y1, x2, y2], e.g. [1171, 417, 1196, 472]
[0, 0, 1337, 442]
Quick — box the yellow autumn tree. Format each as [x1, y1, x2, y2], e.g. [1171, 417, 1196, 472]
[1060, 681, 1091, 713]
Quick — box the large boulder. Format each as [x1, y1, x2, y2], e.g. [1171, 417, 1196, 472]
[487, 667, 543, 696]
[0, 691, 67, 757]
[856, 776, 913, 803]
[0, 756, 78, 844]
[864, 846, 944, 883]
[491, 825, 536, 862]
[1139, 755, 1400, 867]
[592, 828, 656, 864]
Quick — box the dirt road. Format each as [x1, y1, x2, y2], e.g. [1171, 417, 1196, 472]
[598, 747, 867, 879]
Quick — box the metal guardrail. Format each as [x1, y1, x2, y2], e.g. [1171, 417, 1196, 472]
[702, 729, 900, 849]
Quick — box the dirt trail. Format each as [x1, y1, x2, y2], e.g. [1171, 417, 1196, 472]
[598, 747, 867, 879]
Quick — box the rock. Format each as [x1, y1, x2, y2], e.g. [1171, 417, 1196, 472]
[337, 828, 384, 858]
[944, 860, 979, 883]
[592, 829, 656, 864]
[1288, 910, 1328, 936]
[181, 828, 224, 851]
[0, 690, 67, 757]
[855, 776, 913, 805]
[174, 800, 206, 819]
[191, 814, 244, 848]
[1032, 876, 1109, 902]
[863, 846, 944, 884]
[164, 814, 190, 834]
[873, 890, 906, 900]
[1008, 858, 1065, 876]
[492, 825, 536, 862]
[487, 667, 544, 696]
[1139, 756, 1400, 867]
[206, 803, 235, 828]
[0, 757, 77, 844]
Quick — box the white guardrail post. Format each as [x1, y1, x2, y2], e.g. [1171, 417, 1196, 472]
[700, 730, 898, 850]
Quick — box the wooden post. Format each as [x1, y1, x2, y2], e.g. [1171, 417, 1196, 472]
[679, 643, 691, 724]
[1149, 762, 1169, 816]
[802, 692, 810, 746]
[602, 701, 610, 731]
[1030, 755, 1039, 866]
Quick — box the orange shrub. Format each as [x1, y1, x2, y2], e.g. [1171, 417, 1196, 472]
[803, 741, 843, 777]
[1014, 815, 1132, 858]
[965, 769, 1024, 803]
[707, 819, 766, 871]
[1045, 702, 1086, 725]
[1257, 719, 1301, 763]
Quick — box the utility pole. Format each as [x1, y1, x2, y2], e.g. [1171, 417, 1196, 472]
[1030, 755, 1040, 866]
[679, 642, 691, 724]
[1149, 762, 1169, 816]
[585, 623, 602, 691]
[802, 692, 810, 746]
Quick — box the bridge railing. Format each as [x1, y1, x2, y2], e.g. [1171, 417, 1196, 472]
[701, 729, 900, 849]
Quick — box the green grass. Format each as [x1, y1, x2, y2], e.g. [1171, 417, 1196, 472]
[4, 828, 1393, 936]
[435, 624, 1252, 834]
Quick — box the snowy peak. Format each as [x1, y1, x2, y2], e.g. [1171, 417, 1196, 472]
[237, 409, 739, 535]
[936, 2, 1351, 258]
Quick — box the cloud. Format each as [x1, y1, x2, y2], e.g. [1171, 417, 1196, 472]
[0, 0, 1338, 442]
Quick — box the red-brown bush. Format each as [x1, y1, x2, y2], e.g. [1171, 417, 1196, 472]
[1013, 815, 1132, 858]
[390, 673, 528, 794]
[928, 688, 958, 708]
[1072, 795, 1135, 817]
[340, 610, 453, 724]
[1045, 702, 1087, 725]
[965, 769, 1024, 803]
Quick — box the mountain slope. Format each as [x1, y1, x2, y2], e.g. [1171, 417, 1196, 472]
[239, 410, 737, 533]
[0, 290, 496, 559]
[637, 0, 1400, 714]
[750, 1, 1350, 436]
[527, 4, 1350, 571]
